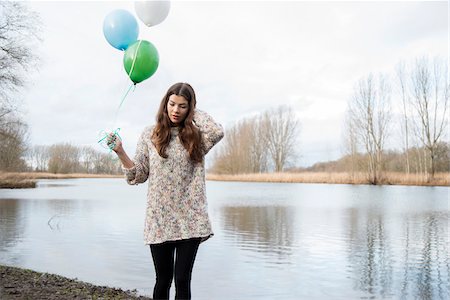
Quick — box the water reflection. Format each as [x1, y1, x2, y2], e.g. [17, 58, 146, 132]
[412, 212, 449, 300]
[217, 186, 449, 299]
[346, 208, 394, 298]
[46, 199, 77, 228]
[0, 199, 26, 263]
[346, 207, 449, 299]
[37, 183, 74, 188]
[220, 206, 296, 265]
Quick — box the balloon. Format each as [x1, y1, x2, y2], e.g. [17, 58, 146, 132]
[123, 40, 159, 84]
[103, 9, 139, 51]
[134, 1, 171, 27]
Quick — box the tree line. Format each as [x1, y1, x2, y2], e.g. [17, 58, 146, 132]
[302, 143, 449, 174]
[27, 144, 122, 174]
[0, 125, 123, 174]
[211, 56, 449, 183]
[343, 57, 448, 183]
[1, 139, 122, 175]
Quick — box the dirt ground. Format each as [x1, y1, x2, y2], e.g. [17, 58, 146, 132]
[0, 265, 151, 299]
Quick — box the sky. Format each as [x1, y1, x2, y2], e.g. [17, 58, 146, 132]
[19, 0, 449, 167]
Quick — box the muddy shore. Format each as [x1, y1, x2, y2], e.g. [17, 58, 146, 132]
[0, 265, 151, 299]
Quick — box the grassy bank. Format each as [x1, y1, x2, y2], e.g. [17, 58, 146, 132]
[0, 265, 151, 299]
[0, 172, 122, 189]
[206, 171, 450, 186]
[2, 171, 448, 188]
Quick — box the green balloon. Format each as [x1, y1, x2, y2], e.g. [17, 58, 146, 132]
[123, 40, 159, 83]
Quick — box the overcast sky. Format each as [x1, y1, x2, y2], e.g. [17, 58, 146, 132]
[23, 1, 448, 167]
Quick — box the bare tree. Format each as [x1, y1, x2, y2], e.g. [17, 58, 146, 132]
[27, 145, 50, 171]
[48, 143, 81, 174]
[0, 2, 42, 171]
[343, 110, 359, 179]
[97, 152, 121, 174]
[24, 143, 122, 174]
[213, 124, 242, 174]
[0, 2, 42, 117]
[80, 146, 98, 174]
[396, 62, 411, 174]
[0, 116, 29, 171]
[348, 74, 392, 184]
[211, 117, 267, 174]
[211, 105, 299, 174]
[249, 115, 269, 173]
[263, 106, 299, 172]
[409, 57, 448, 180]
[235, 119, 254, 172]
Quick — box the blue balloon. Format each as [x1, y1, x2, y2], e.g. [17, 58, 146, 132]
[103, 9, 139, 51]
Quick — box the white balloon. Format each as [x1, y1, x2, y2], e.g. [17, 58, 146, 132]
[134, 1, 171, 27]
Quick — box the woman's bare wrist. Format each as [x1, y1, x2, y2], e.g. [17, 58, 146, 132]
[114, 147, 125, 155]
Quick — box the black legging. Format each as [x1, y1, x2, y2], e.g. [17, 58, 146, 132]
[150, 237, 202, 300]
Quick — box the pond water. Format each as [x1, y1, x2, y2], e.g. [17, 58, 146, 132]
[0, 178, 448, 299]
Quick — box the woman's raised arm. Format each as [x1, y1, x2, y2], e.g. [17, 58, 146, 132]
[193, 109, 224, 155]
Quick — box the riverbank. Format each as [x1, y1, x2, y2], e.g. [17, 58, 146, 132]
[0, 172, 122, 189]
[1, 171, 449, 188]
[207, 171, 450, 186]
[0, 265, 151, 299]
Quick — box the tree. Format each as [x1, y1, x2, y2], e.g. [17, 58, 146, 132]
[25, 144, 122, 174]
[94, 152, 121, 174]
[211, 117, 268, 174]
[343, 111, 359, 179]
[0, 2, 41, 116]
[0, 117, 29, 171]
[80, 146, 98, 173]
[347, 74, 392, 184]
[409, 57, 448, 180]
[263, 105, 299, 172]
[48, 143, 81, 174]
[27, 145, 50, 172]
[0, 2, 42, 171]
[249, 115, 269, 173]
[396, 62, 411, 174]
[211, 106, 299, 174]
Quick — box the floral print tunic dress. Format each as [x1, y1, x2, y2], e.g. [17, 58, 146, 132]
[123, 110, 224, 245]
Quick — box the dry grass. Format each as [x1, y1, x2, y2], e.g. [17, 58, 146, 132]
[0, 172, 122, 189]
[0, 178, 36, 189]
[206, 172, 450, 186]
[2, 171, 448, 188]
[0, 172, 122, 180]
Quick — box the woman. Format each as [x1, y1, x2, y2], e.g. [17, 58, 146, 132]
[109, 82, 224, 300]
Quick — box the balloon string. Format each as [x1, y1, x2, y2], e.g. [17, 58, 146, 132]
[97, 128, 122, 153]
[98, 40, 141, 152]
[112, 39, 141, 128]
[99, 41, 140, 149]
[112, 82, 136, 129]
[97, 82, 131, 151]
[128, 40, 142, 79]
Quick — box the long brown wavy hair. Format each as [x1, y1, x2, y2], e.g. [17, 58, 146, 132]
[151, 82, 203, 163]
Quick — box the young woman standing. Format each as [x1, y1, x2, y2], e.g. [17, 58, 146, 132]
[109, 82, 224, 300]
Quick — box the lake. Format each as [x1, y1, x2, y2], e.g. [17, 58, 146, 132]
[0, 178, 449, 299]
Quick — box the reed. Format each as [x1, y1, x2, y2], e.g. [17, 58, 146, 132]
[0, 172, 122, 180]
[206, 172, 450, 186]
[0, 178, 36, 189]
[0, 172, 122, 189]
[2, 171, 448, 188]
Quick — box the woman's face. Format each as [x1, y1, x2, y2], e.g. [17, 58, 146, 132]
[167, 94, 189, 125]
